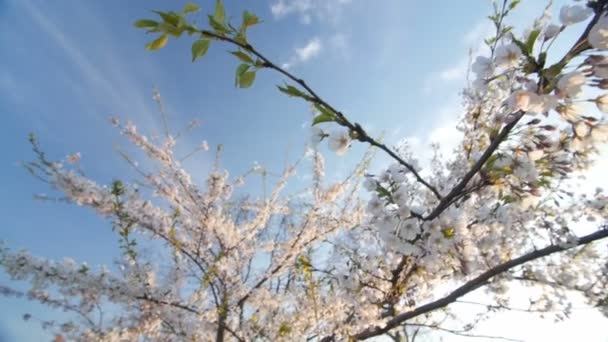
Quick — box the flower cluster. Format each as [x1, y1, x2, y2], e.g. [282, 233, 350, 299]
[3, 1, 608, 341]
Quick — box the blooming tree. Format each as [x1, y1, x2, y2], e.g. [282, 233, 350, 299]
[3, 0, 608, 341]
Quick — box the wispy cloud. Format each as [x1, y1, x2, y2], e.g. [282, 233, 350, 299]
[18, 1, 210, 173]
[20, 1, 158, 129]
[22, 2, 120, 106]
[270, 0, 352, 25]
[282, 37, 322, 69]
[405, 96, 463, 169]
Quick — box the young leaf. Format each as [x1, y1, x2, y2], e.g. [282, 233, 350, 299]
[158, 22, 185, 37]
[208, 15, 230, 34]
[235, 63, 250, 87]
[214, 0, 226, 24]
[312, 103, 336, 124]
[277, 84, 309, 99]
[511, 37, 528, 56]
[242, 10, 262, 29]
[508, 0, 520, 10]
[183, 3, 201, 14]
[153, 11, 180, 27]
[145, 34, 169, 51]
[134, 19, 159, 28]
[230, 51, 254, 64]
[238, 71, 256, 88]
[192, 39, 211, 61]
[312, 112, 334, 125]
[524, 29, 541, 55]
[234, 32, 248, 45]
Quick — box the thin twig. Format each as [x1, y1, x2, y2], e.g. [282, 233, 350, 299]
[198, 30, 443, 200]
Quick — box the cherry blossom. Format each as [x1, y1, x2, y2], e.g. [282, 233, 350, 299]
[3, 1, 608, 341]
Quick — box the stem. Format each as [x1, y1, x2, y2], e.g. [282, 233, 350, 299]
[352, 228, 608, 339]
[199, 30, 443, 200]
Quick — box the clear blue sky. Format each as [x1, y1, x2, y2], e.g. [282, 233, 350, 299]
[1, 0, 605, 341]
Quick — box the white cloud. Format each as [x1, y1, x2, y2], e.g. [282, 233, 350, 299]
[270, 0, 352, 25]
[297, 38, 322, 61]
[418, 105, 462, 161]
[282, 37, 322, 69]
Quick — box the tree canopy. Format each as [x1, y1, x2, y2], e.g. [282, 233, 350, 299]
[2, 0, 608, 341]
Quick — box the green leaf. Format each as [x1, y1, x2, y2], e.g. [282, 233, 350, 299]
[524, 29, 541, 55]
[511, 37, 527, 56]
[442, 227, 455, 239]
[235, 63, 250, 87]
[538, 52, 547, 68]
[242, 10, 262, 28]
[145, 34, 169, 51]
[314, 103, 334, 117]
[277, 84, 309, 99]
[111, 180, 125, 196]
[234, 32, 248, 45]
[312, 112, 334, 125]
[208, 15, 230, 34]
[214, 0, 226, 24]
[508, 0, 520, 10]
[183, 3, 200, 13]
[238, 71, 256, 88]
[484, 37, 497, 47]
[230, 50, 253, 64]
[153, 11, 180, 27]
[501, 195, 516, 203]
[191, 39, 211, 61]
[312, 103, 335, 125]
[376, 186, 391, 198]
[157, 22, 184, 37]
[134, 19, 159, 28]
[278, 323, 291, 337]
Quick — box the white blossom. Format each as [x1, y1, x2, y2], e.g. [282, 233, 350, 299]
[506, 90, 539, 112]
[557, 71, 586, 98]
[574, 121, 590, 137]
[495, 43, 522, 68]
[544, 23, 561, 40]
[363, 177, 377, 191]
[471, 56, 493, 78]
[559, 4, 592, 26]
[328, 129, 351, 156]
[4, 3, 608, 341]
[589, 13, 608, 49]
[557, 104, 583, 122]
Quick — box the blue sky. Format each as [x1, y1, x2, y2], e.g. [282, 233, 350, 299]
[1, 0, 607, 341]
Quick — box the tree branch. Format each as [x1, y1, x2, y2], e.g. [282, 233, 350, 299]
[406, 323, 524, 342]
[199, 30, 443, 200]
[352, 227, 608, 339]
[421, 1, 608, 222]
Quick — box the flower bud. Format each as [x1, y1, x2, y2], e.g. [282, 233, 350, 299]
[585, 55, 608, 66]
[589, 14, 608, 49]
[595, 94, 608, 113]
